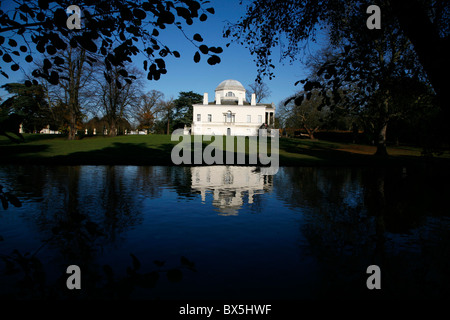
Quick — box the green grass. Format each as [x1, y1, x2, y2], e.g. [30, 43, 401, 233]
[0, 133, 449, 167]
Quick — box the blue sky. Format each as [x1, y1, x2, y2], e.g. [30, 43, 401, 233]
[0, 0, 328, 109]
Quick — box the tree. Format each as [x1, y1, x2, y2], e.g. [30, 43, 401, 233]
[231, 1, 437, 155]
[172, 91, 203, 129]
[246, 81, 271, 103]
[158, 98, 176, 135]
[0, 0, 223, 86]
[96, 64, 141, 136]
[36, 46, 96, 139]
[225, 0, 449, 144]
[134, 90, 164, 132]
[0, 82, 49, 133]
[282, 90, 329, 140]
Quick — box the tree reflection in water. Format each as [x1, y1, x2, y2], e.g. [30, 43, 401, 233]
[274, 166, 450, 299]
[0, 165, 196, 299]
[0, 165, 449, 299]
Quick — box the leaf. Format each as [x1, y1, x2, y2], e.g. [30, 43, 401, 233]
[166, 269, 183, 282]
[118, 69, 128, 77]
[48, 71, 60, 85]
[2, 54, 12, 63]
[8, 39, 17, 47]
[199, 13, 207, 21]
[158, 11, 175, 25]
[155, 58, 165, 69]
[172, 50, 180, 58]
[53, 8, 67, 27]
[208, 46, 223, 54]
[294, 95, 304, 106]
[115, 79, 122, 89]
[130, 254, 141, 271]
[53, 56, 64, 65]
[176, 7, 191, 20]
[38, 0, 49, 10]
[193, 51, 200, 63]
[133, 8, 146, 20]
[199, 45, 208, 54]
[77, 36, 98, 53]
[193, 33, 203, 42]
[207, 55, 220, 65]
[304, 81, 321, 91]
[206, 8, 215, 14]
[284, 96, 294, 106]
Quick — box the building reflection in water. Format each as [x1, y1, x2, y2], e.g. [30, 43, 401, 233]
[190, 166, 273, 216]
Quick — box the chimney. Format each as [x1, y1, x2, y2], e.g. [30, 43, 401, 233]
[203, 92, 208, 105]
[215, 92, 221, 105]
[251, 93, 256, 106]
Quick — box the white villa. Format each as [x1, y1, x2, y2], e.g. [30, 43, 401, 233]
[188, 79, 275, 136]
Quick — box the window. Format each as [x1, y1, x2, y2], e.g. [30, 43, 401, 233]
[226, 91, 235, 97]
[208, 114, 212, 122]
[258, 115, 262, 123]
[247, 115, 251, 123]
[197, 114, 201, 121]
[225, 111, 235, 123]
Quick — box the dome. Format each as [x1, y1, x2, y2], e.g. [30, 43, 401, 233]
[215, 79, 245, 92]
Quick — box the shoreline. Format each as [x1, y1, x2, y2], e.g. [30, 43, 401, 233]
[1, 134, 449, 169]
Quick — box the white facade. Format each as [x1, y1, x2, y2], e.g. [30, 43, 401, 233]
[190, 79, 275, 136]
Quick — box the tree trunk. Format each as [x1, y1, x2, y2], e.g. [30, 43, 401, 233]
[166, 116, 170, 135]
[67, 122, 77, 140]
[66, 48, 86, 140]
[305, 126, 318, 140]
[109, 120, 117, 137]
[392, 0, 449, 110]
[375, 122, 388, 156]
[375, 92, 389, 156]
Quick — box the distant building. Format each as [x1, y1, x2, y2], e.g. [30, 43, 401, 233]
[189, 79, 275, 136]
[39, 125, 60, 134]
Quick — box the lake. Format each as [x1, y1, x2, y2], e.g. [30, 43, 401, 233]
[0, 165, 449, 299]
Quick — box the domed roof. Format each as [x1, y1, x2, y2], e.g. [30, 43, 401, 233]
[215, 79, 245, 92]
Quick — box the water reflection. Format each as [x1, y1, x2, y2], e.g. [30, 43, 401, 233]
[191, 166, 272, 216]
[0, 165, 449, 299]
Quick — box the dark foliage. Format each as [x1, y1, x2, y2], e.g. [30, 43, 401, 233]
[0, 0, 222, 86]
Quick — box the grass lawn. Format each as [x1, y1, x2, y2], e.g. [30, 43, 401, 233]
[0, 133, 449, 167]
